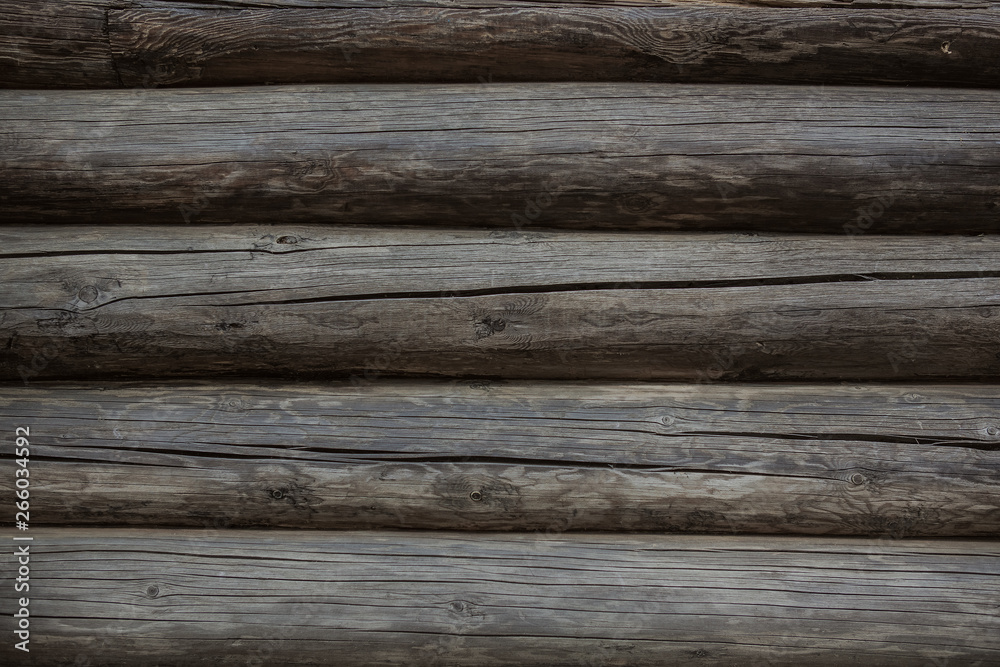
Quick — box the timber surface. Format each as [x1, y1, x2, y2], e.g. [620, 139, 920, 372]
[102, 5, 1000, 88]
[0, 529, 997, 665]
[7, 0, 1000, 89]
[2, 84, 1000, 231]
[1, 381, 997, 535]
[2, 226, 999, 381]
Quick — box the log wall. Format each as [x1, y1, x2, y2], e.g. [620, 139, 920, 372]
[2, 2, 999, 665]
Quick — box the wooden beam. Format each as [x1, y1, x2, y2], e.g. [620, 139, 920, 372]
[2, 84, 999, 231]
[1, 529, 997, 665]
[3, 380, 998, 535]
[109, 4, 1000, 88]
[2, 226, 999, 381]
[6, 1, 1000, 89]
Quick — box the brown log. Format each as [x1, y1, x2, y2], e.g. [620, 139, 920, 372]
[2, 84, 1000, 231]
[109, 3, 1000, 89]
[6, 1, 1000, 89]
[1, 529, 997, 665]
[2, 226, 999, 381]
[1, 380, 997, 535]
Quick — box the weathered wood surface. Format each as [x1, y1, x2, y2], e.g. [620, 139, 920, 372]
[1, 529, 997, 665]
[2, 84, 999, 231]
[2, 226, 999, 381]
[1, 381, 997, 535]
[7, 0, 1000, 90]
[98, 0, 1000, 6]
[75, 4, 1000, 88]
[0, 1, 120, 89]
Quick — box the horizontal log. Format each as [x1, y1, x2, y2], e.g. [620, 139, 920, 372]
[2, 226, 999, 381]
[7, 1, 1000, 88]
[96, 0, 1000, 6]
[1, 529, 997, 665]
[1, 84, 999, 231]
[2, 381, 997, 535]
[99, 4, 1000, 89]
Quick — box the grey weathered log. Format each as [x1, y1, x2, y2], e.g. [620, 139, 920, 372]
[1, 380, 997, 535]
[1, 84, 999, 231]
[2, 226, 1000, 381]
[6, 1, 1000, 89]
[0, 529, 997, 665]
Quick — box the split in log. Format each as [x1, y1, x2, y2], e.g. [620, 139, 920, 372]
[5, 1, 1000, 89]
[2, 226, 999, 381]
[1, 380, 997, 535]
[2, 84, 1000, 231]
[1, 529, 997, 665]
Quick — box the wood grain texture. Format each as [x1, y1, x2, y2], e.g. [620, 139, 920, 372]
[105, 6, 1000, 88]
[2, 226, 999, 381]
[0, 529, 997, 665]
[2, 84, 999, 231]
[7, 0, 999, 95]
[0, 1, 122, 89]
[12, 0, 997, 92]
[11, 0, 997, 88]
[106, 0, 1000, 7]
[1, 380, 997, 535]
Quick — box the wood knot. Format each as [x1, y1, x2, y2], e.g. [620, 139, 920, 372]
[436, 475, 520, 512]
[446, 599, 485, 619]
[286, 155, 340, 193]
[145, 585, 160, 598]
[77, 285, 100, 304]
[218, 396, 247, 413]
[619, 193, 653, 214]
[849, 473, 867, 486]
[276, 235, 299, 245]
[261, 479, 317, 514]
[474, 315, 506, 339]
